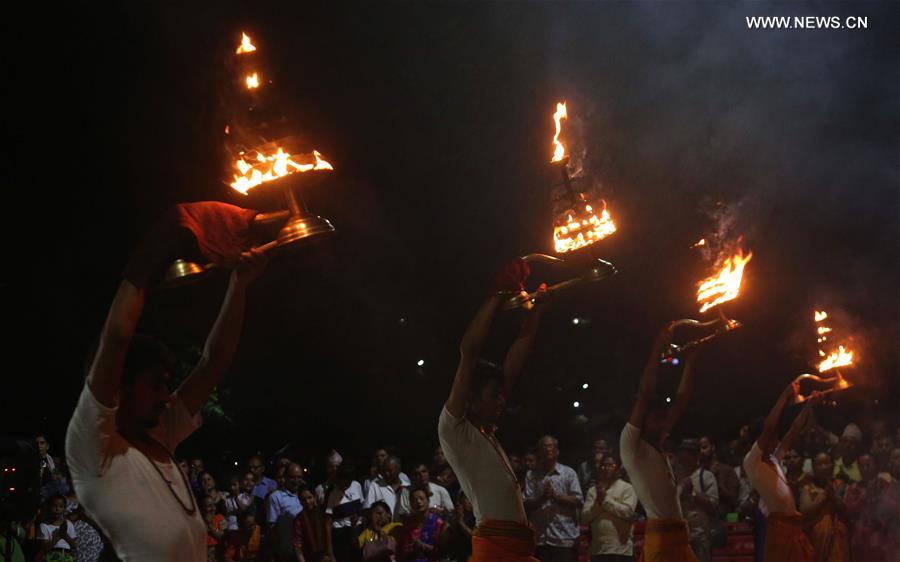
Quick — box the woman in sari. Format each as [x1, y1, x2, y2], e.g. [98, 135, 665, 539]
[396, 486, 446, 562]
[799, 451, 851, 562]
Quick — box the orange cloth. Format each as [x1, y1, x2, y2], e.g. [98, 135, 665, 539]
[806, 511, 851, 562]
[638, 518, 699, 562]
[470, 520, 538, 562]
[764, 512, 813, 562]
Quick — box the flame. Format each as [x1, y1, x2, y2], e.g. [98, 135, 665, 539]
[236, 33, 257, 54]
[696, 249, 752, 313]
[230, 148, 333, 194]
[817, 345, 854, 373]
[692, 238, 706, 248]
[553, 202, 617, 253]
[245, 73, 260, 89]
[814, 310, 828, 322]
[551, 102, 568, 162]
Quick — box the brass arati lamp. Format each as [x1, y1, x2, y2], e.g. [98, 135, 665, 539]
[792, 372, 854, 404]
[660, 309, 742, 359]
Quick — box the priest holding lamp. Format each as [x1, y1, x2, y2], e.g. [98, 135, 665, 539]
[66, 202, 269, 562]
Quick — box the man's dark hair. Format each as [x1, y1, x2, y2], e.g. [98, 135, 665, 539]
[121, 334, 177, 386]
[470, 360, 504, 398]
[408, 483, 431, 498]
[369, 500, 391, 517]
[44, 493, 66, 508]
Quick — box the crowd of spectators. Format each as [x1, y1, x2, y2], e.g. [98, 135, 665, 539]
[6, 413, 899, 562]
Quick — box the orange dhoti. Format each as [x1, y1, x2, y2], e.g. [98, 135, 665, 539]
[764, 512, 813, 562]
[639, 518, 699, 562]
[470, 520, 538, 562]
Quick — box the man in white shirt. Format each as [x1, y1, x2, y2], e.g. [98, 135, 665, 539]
[438, 259, 548, 562]
[66, 224, 268, 562]
[620, 323, 701, 562]
[581, 454, 637, 561]
[743, 384, 821, 562]
[396, 462, 454, 517]
[365, 456, 408, 517]
[325, 463, 364, 562]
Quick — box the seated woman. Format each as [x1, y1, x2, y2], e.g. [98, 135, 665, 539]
[293, 487, 330, 562]
[396, 485, 447, 562]
[358, 501, 401, 561]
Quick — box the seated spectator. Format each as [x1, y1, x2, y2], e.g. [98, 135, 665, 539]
[397, 463, 453, 517]
[204, 495, 228, 562]
[581, 454, 637, 561]
[238, 471, 262, 522]
[396, 485, 446, 561]
[66, 500, 104, 562]
[38, 494, 77, 562]
[191, 458, 207, 497]
[366, 456, 408, 518]
[325, 463, 365, 562]
[293, 487, 329, 562]
[443, 491, 475, 562]
[870, 434, 894, 472]
[224, 511, 262, 562]
[358, 501, 400, 562]
[782, 447, 806, 489]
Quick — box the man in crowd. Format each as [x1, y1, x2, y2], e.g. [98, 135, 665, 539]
[524, 436, 583, 562]
[675, 439, 719, 562]
[66, 204, 268, 562]
[834, 423, 863, 482]
[578, 438, 611, 491]
[699, 435, 740, 514]
[365, 456, 407, 517]
[439, 259, 549, 562]
[268, 463, 305, 561]
[743, 383, 821, 562]
[581, 454, 637, 562]
[620, 323, 702, 562]
[250, 455, 279, 501]
[397, 462, 454, 517]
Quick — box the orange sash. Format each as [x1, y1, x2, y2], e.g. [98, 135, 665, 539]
[764, 512, 813, 562]
[638, 518, 699, 562]
[470, 520, 538, 562]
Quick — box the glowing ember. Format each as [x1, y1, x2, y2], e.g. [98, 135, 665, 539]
[553, 202, 617, 254]
[817, 345, 854, 373]
[692, 238, 706, 248]
[245, 73, 260, 89]
[814, 310, 828, 322]
[696, 249, 752, 313]
[230, 148, 333, 194]
[551, 102, 568, 162]
[236, 33, 257, 54]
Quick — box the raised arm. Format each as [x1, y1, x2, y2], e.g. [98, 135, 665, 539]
[178, 249, 267, 416]
[628, 323, 674, 428]
[758, 382, 796, 456]
[88, 280, 147, 408]
[777, 391, 822, 456]
[502, 289, 548, 395]
[445, 295, 502, 418]
[661, 348, 699, 437]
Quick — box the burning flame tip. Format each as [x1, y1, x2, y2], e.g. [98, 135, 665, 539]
[551, 101, 568, 163]
[236, 32, 257, 54]
[245, 73, 260, 89]
[230, 148, 334, 194]
[696, 249, 752, 313]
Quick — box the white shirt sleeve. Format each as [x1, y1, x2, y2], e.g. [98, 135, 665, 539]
[65, 383, 124, 477]
[151, 392, 202, 452]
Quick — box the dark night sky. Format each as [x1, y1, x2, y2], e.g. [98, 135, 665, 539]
[4, 2, 898, 471]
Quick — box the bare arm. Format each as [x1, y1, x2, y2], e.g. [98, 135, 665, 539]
[628, 324, 674, 428]
[501, 297, 547, 395]
[661, 349, 698, 437]
[777, 392, 822, 456]
[445, 295, 502, 418]
[87, 280, 147, 408]
[178, 250, 266, 416]
[759, 383, 795, 457]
